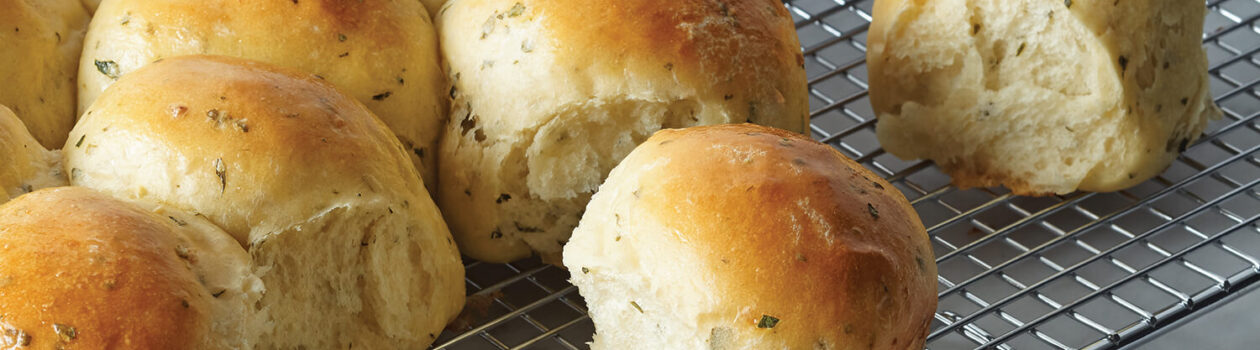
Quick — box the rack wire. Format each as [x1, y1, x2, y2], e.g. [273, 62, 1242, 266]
[430, 1, 1260, 349]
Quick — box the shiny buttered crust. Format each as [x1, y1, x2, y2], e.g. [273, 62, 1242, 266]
[436, 0, 809, 263]
[563, 124, 938, 350]
[78, 0, 446, 189]
[868, 0, 1220, 195]
[0, 105, 66, 202]
[64, 55, 464, 349]
[0, 0, 89, 148]
[0, 187, 259, 349]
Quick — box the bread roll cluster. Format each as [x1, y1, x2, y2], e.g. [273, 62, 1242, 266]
[435, 0, 811, 264]
[4, 0, 1219, 347]
[78, 0, 448, 190]
[64, 55, 465, 348]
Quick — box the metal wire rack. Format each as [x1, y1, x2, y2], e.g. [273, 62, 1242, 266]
[429, 1, 1260, 349]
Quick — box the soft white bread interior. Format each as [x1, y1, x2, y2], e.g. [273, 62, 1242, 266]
[63, 55, 464, 349]
[564, 124, 938, 349]
[0, 105, 66, 202]
[0, 187, 260, 349]
[78, 0, 446, 189]
[868, 0, 1220, 195]
[436, 0, 810, 263]
[0, 0, 89, 148]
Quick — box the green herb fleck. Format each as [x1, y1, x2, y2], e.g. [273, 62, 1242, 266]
[630, 301, 644, 313]
[496, 193, 512, 203]
[95, 60, 121, 79]
[521, 39, 534, 53]
[867, 203, 879, 219]
[1064, 0, 1072, 8]
[15, 330, 30, 346]
[338, 33, 347, 42]
[372, 91, 393, 101]
[175, 245, 191, 260]
[507, 3, 525, 17]
[756, 315, 780, 329]
[53, 324, 76, 342]
[490, 230, 503, 239]
[212, 289, 227, 298]
[75, 135, 85, 148]
[213, 158, 227, 193]
[169, 216, 187, 226]
[581, 267, 590, 274]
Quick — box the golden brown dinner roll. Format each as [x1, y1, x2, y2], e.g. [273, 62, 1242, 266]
[0, 0, 89, 148]
[78, 0, 445, 189]
[437, 0, 810, 263]
[0, 105, 66, 202]
[564, 124, 938, 349]
[0, 187, 259, 349]
[868, 0, 1220, 195]
[64, 55, 464, 349]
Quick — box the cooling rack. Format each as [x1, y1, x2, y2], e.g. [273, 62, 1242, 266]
[429, 1, 1260, 349]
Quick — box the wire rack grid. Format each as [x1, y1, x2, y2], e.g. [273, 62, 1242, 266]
[428, 1, 1260, 349]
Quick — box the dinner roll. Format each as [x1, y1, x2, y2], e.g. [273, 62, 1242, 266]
[0, 105, 66, 202]
[0, 0, 89, 147]
[437, 0, 809, 263]
[868, 0, 1220, 195]
[0, 187, 260, 349]
[78, 0, 446, 189]
[564, 124, 938, 349]
[64, 55, 464, 349]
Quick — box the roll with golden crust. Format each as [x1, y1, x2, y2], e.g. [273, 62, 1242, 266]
[437, 0, 810, 263]
[78, 0, 445, 189]
[0, 187, 259, 349]
[564, 124, 938, 349]
[64, 55, 464, 349]
[0, 0, 89, 148]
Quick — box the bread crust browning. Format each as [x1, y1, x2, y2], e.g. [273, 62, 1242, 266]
[565, 124, 937, 349]
[0, 188, 212, 349]
[436, 0, 809, 263]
